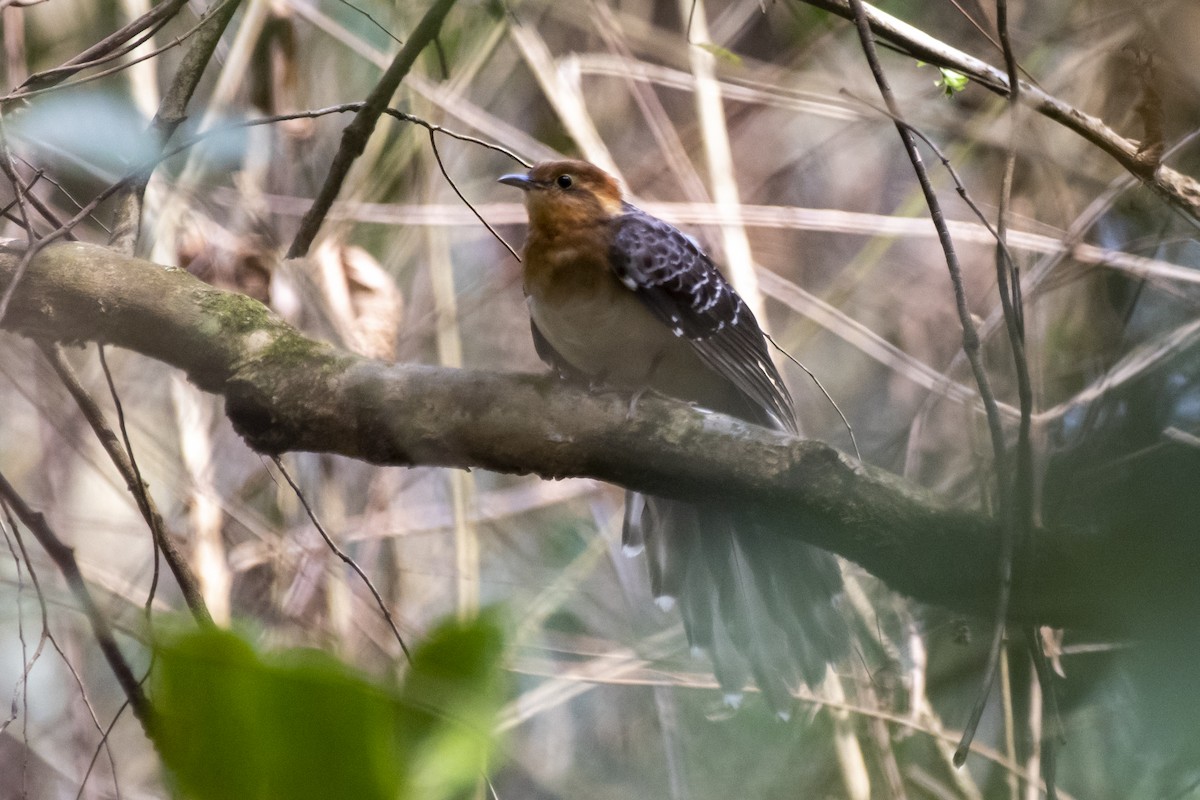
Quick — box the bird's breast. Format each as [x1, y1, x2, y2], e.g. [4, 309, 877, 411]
[523, 243, 689, 389]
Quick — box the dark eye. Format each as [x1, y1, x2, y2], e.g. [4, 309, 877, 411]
[556, 174, 573, 189]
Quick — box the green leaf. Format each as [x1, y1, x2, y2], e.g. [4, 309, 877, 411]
[934, 67, 969, 96]
[916, 61, 969, 97]
[152, 626, 275, 799]
[696, 41, 743, 66]
[152, 612, 506, 800]
[401, 609, 507, 798]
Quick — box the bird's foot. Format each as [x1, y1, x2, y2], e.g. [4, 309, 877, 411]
[626, 385, 650, 419]
[586, 376, 612, 395]
[625, 386, 684, 419]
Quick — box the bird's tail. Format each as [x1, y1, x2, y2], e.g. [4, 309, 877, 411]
[623, 491, 846, 712]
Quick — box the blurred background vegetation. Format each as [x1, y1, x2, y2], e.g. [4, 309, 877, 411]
[2, 0, 1200, 797]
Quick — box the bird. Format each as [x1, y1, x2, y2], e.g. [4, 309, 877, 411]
[500, 159, 845, 712]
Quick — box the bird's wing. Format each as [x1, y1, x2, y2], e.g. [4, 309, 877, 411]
[530, 317, 589, 383]
[608, 206, 796, 433]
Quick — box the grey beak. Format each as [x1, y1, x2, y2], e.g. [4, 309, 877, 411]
[498, 173, 536, 190]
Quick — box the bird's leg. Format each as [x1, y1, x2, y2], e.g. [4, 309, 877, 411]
[586, 370, 613, 395]
[578, 372, 657, 419]
[626, 349, 670, 419]
[627, 385, 650, 419]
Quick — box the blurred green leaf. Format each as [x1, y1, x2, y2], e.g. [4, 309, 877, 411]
[400, 609, 506, 799]
[935, 67, 969, 96]
[915, 61, 969, 96]
[695, 42, 743, 66]
[152, 611, 506, 800]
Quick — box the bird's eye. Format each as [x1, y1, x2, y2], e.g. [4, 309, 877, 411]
[556, 174, 573, 189]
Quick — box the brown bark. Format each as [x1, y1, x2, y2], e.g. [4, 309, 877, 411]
[0, 241, 1143, 630]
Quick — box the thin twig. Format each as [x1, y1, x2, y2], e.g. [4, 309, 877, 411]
[0, 103, 519, 321]
[98, 346, 160, 618]
[765, 333, 861, 460]
[800, 0, 1200, 223]
[0, 503, 122, 795]
[37, 342, 213, 625]
[14, 0, 187, 93]
[837, 86, 1034, 769]
[952, 0, 1041, 774]
[993, 4, 1055, 794]
[0, 107, 42, 325]
[842, 0, 1012, 764]
[0, 473, 154, 731]
[0, 509, 47, 739]
[108, 0, 243, 253]
[841, 2, 1007, 463]
[178, 103, 528, 258]
[12, 154, 105, 233]
[337, 0, 403, 46]
[425, 127, 520, 261]
[76, 699, 129, 800]
[2, 0, 237, 105]
[271, 456, 413, 662]
[12, 15, 172, 96]
[0, 111, 34, 247]
[383, 107, 530, 169]
[0, 168, 77, 240]
[837, 88, 1022, 286]
[286, 0, 460, 259]
[1025, 627, 1061, 800]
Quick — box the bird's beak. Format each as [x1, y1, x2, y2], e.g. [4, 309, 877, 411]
[498, 172, 537, 191]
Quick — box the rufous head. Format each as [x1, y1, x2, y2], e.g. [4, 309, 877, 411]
[499, 159, 624, 233]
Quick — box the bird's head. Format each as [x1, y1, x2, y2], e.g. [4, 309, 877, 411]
[499, 160, 624, 234]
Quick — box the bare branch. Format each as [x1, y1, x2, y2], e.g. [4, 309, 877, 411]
[0, 471, 153, 731]
[12, 0, 188, 94]
[286, 0, 460, 258]
[799, 0, 1200, 224]
[108, 0, 243, 253]
[37, 342, 213, 625]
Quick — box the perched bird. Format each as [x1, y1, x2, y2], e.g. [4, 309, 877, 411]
[500, 159, 844, 710]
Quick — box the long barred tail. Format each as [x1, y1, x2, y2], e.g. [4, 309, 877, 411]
[623, 490, 846, 712]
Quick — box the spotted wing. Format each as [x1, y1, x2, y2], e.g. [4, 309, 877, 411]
[608, 205, 796, 433]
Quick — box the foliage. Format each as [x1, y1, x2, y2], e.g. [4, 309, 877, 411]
[152, 611, 506, 800]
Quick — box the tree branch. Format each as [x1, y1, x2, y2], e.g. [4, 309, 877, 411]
[0, 471, 153, 731]
[286, 0, 459, 258]
[0, 241, 1149, 631]
[799, 0, 1200, 224]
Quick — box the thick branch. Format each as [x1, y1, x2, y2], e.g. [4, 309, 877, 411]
[0, 241, 1145, 631]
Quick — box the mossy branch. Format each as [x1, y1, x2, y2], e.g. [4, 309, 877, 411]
[0, 241, 1147, 631]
